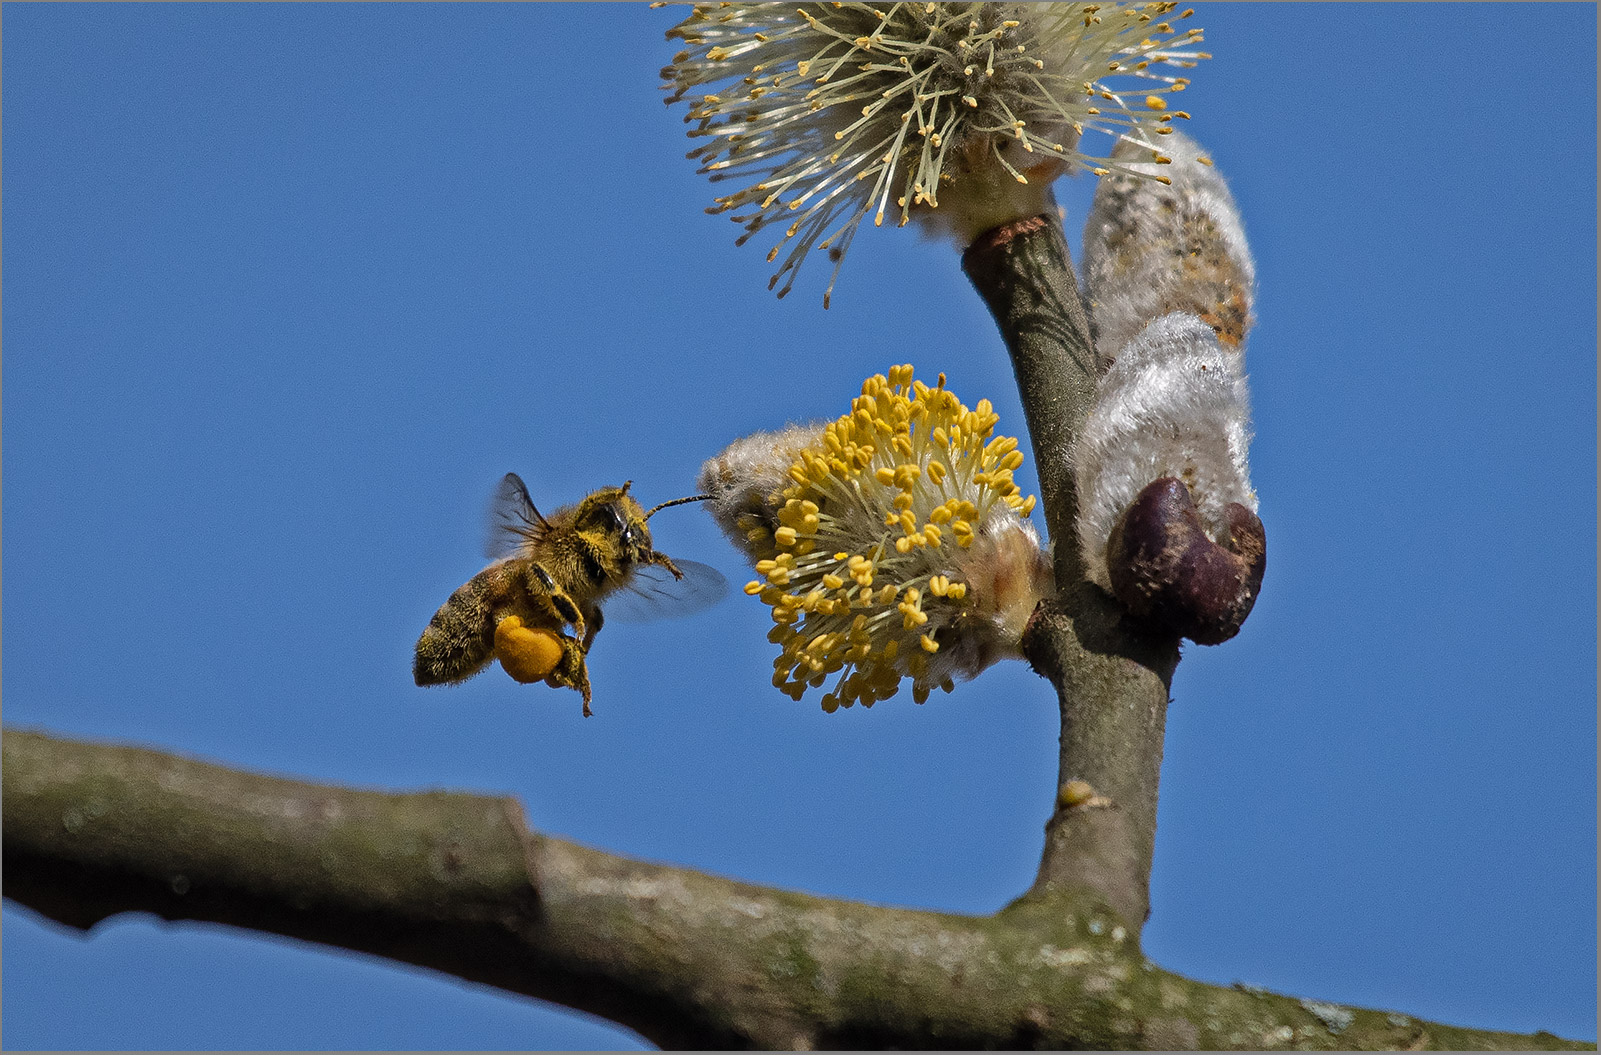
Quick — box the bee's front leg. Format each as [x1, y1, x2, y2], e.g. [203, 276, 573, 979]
[649, 552, 687, 580]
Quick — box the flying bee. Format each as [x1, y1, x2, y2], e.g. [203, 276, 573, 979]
[414, 474, 724, 716]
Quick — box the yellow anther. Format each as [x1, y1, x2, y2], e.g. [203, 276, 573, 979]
[985, 435, 1018, 458]
[920, 633, 939, 653]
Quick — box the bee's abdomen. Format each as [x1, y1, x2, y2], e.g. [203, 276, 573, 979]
[413, 565, 511, 686]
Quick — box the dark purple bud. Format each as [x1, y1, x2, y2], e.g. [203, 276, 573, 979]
[1105, 477, 1265, 645]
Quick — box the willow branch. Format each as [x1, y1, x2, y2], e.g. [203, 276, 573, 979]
[6, 729, 1587, 1051]
[962, 215, 1179, 931]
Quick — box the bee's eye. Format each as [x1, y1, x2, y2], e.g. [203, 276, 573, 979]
[602, 503, 642, 549]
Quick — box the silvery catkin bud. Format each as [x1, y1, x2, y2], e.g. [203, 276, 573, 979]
[1074, 128, 1264, 644]
[1074, 312, 1264, 644]
[1076, 310, 1256, 588]
[1081, 129, 1255, 368]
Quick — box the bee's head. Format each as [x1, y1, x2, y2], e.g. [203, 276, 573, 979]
[577, 482, 655, 566]
[577, 483, 714, 577]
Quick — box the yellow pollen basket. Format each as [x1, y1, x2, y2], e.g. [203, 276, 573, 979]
[747, 364, 1040, 713]
[494, 616, 566, 686]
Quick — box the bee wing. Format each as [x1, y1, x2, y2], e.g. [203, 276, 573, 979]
[607, 560, 728, 624]
[484, 472, 549, 560]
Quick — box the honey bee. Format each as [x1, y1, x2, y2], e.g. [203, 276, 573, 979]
[413, 473, 724, 716]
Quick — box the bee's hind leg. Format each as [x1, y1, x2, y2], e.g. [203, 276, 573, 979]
[495, 616, 564, 685]
[544, 635, 594, 717]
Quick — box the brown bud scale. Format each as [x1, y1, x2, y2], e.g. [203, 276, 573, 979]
[1105, 477, 1265, 644]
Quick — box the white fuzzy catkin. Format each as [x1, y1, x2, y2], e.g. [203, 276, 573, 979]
[1081, 130, 1255, 366]
[1075, 312, 1257, 593]
[697, 423, 827, 562]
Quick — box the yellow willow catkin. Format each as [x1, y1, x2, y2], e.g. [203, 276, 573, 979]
[701, 366, 1053, 711]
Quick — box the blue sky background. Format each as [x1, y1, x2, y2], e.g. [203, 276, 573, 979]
[4, 4, 1594, 1049]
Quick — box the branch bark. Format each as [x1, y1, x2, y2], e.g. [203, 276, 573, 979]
[962, 215, 1179, 931]
[5, 728, 1587, 1051]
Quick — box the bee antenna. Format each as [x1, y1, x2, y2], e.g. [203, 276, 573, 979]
[645, 493, 713, 520]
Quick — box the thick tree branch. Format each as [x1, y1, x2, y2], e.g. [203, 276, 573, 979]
[962, 215, 1179, 931]
[5, 728, 1588, 1051]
